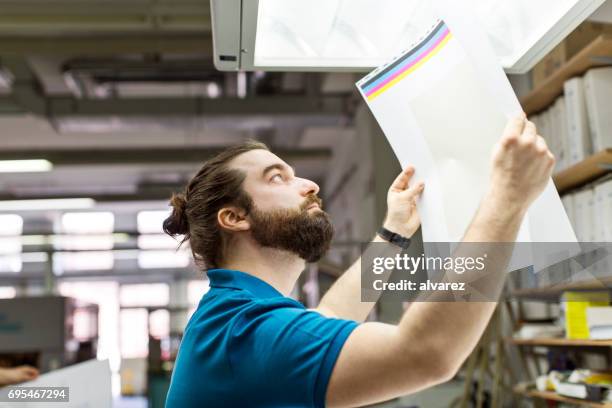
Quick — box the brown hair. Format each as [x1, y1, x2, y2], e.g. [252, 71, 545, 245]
[163, 140, 269, 269]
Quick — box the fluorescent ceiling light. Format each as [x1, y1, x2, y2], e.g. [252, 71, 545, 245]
[52, 235, 115, 251]
[137, 234, 181, 250]
[137, 210, 171, 234]
[0, 159, 52, 173]
[120, 283, 170, 307]
[137, 250, 191, 269]
[0, 287, 17, 299]
[0, 255, 21, 273]
[53, 251, 114, 274]
[0, 237, 21, 255]
[212, 0, 605, 73]
[0, 214, 23, 235]
[0, 198, 95, 212]
[21, 252, 49, 263]
[61, 212, 114, 234]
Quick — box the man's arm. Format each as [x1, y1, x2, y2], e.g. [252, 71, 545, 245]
[326, 115, 555, 407]
[314, 166, 424, 322]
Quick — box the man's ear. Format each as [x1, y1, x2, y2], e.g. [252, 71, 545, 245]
[217, 206, 250, 232]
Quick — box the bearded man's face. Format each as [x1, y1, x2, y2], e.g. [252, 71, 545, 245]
[228, 149, 334, 262]
[248, 193, 334, 262]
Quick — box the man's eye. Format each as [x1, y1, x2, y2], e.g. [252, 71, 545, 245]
[271, 174, 283, 182]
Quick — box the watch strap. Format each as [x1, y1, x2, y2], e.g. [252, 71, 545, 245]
[377, 227, 411, 249]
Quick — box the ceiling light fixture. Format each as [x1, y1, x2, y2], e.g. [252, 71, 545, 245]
[0, 159, 53, 173]
[0, 198, 96, 212]
[211, 0, 606, 73]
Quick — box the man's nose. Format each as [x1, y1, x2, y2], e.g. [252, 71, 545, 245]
[298, 177, 320, 196]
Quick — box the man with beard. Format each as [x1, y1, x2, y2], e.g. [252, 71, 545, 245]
[164, 114, 554, 408]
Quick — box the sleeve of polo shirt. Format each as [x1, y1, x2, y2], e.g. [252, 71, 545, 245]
[229, 300, 358, 408]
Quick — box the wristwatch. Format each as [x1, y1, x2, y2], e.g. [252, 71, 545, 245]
[377, 227, 411, 249]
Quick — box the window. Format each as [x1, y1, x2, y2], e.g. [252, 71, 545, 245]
[150, 309, 170, 339]
[137, 234, 178, 250]
[59, 281, 120, 371]
[137, 250, 190, 269]
[119, 309, 149, 359]
[53, 251, 114, 274]
[0, 214, 23, 273]
[61, 212, 114, 234]
[52, 212, 115, 274]
[137, 210, 170, 234]
[188, 279, 210, 305]
[187, 279, 210, 317]
[72, 307, 98, 341]
[119, 283, 171, 357]
[55, 212, 115, 250]
[0, 286, 16, 298]
[0, 214, 23, 235]
[137, 210, 182, 249]
[120, 283, 169, 307]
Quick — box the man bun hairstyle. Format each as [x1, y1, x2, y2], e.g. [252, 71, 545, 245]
[163, 193, 190, 236]
[163, 140, 269, 269]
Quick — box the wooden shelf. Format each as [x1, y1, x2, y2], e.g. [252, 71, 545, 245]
[508, 337, 612, 347]
[509, 276, 612, 299]
[553, 149, 612, 194]
[521, 35, 612, 115]
[514, 386, 612, 407]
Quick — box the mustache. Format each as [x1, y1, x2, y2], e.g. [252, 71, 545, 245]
[300, 194, 323, 211]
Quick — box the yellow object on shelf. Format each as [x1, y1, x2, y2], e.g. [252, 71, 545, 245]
[562, 291, 610, 339]
[585, 372, 612, 386]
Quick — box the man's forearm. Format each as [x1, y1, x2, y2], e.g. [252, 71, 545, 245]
[316, 235, 401, 322]
[396, 192, 525, 374]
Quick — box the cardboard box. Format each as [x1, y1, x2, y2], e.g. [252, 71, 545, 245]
[532, 22, 612, 87]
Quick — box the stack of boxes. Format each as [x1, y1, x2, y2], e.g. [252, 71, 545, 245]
[531, 67, 612, 173]
[533, 66, 612, 341]
[560, 168, 612, 244]
[561, 179, 612, 278]
[532, 66, 612, 268]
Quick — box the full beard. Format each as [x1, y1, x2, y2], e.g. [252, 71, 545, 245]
[249, 196, 334, 263]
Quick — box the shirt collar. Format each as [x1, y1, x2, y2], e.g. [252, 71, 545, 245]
[206, 269, 285, 299]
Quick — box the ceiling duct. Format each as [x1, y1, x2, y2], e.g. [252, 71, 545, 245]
[50, 114, 345, 134]
[61, 58, 224, 99]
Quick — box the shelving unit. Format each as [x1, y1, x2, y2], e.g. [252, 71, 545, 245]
[508, 337, 612, 347]
[505, 278, 612, 407]
[521, 35, 612, 116]
[462, 27, 612, 408]
[514, 385, 612, 408]
[553, 149, 612, 194]
[504, 140, 612, 404]
[509, 276, 612, 300]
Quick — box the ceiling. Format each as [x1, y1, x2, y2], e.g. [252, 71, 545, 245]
[0, 0, 357, 217]
[3, 0, 610, 211]
[1, 0, 611, 282]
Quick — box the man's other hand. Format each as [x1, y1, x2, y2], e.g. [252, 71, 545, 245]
[486, 113, 555, 215]
[383, 165, 424, 238]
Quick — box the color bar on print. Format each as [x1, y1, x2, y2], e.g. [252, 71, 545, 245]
[360, 21, 453, 101]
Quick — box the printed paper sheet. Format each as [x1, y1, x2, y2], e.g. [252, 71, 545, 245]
[356, 3, 578, 271]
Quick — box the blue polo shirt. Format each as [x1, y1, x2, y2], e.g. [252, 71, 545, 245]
[165, 269, 359, 408]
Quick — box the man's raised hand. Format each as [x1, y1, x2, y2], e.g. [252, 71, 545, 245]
[383, 165, 424, 238]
